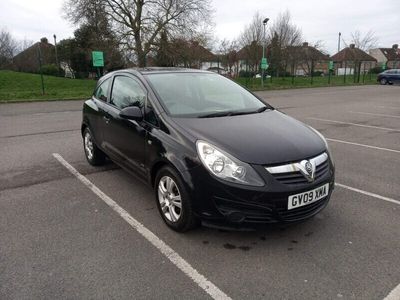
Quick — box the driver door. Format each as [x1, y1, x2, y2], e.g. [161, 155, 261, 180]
[103, 75, 147, 176]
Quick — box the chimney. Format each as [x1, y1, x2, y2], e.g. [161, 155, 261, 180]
[303, 42, 308, 47]
[349, 44, 355, 49]
[393, 44, 399, 49]
[40, 37, 48, 44]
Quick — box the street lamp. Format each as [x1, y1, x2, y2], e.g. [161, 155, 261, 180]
[53, 34, 59, 76]
[261, 18, 269, 88]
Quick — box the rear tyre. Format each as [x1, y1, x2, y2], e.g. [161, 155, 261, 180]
[155, 166, 199, 232]
[83, 127, 106, 166]
[380, 78, 388, 85]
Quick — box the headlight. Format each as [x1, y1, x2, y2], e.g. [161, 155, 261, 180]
[196, 140, 264, 187]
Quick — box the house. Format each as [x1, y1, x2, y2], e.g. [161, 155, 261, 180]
[237, 41, 263, 73]
[369, 44, 400, 69]
[331, 44, 376, 75]
[135, 40, 218, 72]
[171, 40, 217, 70]
[12, 37, 55, 73]
[284, 42, 330, 76]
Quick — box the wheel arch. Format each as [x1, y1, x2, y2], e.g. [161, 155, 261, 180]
[149, 156, 194, 190]
[150, 159, 177, 187]
[81, 122, 88, 136]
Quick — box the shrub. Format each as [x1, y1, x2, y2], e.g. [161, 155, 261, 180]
[74, 71, 89, 79]
[369, 66, 384, 74]
[238, 70, 256, 78]
[40, 64, 64, 76]
[312, 71, 324, 77]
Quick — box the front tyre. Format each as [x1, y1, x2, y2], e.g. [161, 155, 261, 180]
[155, 166, 199, 232]
[83, 127, 106, 166]
[380, 78, 388, 85]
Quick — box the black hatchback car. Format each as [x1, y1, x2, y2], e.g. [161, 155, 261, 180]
[82, 68, 335, 232]
[377, 69, 400, 85]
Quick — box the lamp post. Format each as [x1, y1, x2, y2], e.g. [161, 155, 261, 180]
[261, 17, 269, 88]
[53, 34, 59, 76]
[37, 42, 45, 95]
[337, 32, 341, 53]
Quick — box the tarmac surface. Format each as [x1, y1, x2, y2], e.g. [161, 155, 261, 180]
[1, 85, 399, 299]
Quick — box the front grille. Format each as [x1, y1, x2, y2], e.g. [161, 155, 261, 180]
[273, 160, 329, 185]
[266, 152, 330, 186]
[213, 189, 331, 224]
[276, 196, 329, 221]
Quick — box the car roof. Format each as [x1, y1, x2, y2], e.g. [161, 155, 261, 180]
[127, 67, 213, 75]
[96, 67, 214, 87]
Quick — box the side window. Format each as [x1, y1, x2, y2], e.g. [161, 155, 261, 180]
[94, 78, 111, 102]
[111, 76, 146, 110]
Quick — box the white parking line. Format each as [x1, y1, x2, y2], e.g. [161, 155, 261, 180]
[384, 283, 400, 300]
[52, 153, 231, 300]
[335, 183, 400, 206]
[326, 138, 400, 154]
[336, 182, 400, 300]
[349, 111, 400, 119]
[307, 117, 400, 132]
[376, 105, 400, 110]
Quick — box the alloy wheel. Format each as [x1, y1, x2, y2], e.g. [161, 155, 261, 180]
[158, 176, 182, 222]
[84, 132, 94, 160]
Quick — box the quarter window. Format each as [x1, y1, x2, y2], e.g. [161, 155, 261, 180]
[111, 76, 146, 110]
[144, 101, 159, 126]
[94, 78, 111, 101]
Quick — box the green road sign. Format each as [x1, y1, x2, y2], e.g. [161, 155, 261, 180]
[329, 61, 334, 70]
[92, 51, 104, 67]
[261, 57, 269, 70]
[381, 62, 386, 70]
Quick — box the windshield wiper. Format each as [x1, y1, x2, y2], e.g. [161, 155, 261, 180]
[198, 106, 269, 118]
[256, 106, 268, 113]
[197, 111, 235, 118]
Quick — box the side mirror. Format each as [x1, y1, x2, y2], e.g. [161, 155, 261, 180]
[119, 106, 143, 121]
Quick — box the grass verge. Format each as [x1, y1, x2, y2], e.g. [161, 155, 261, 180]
[0, 70, 378, 103]
[0, 70, 96, 103]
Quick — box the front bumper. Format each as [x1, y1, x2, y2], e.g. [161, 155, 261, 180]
[183, 155, 335, 227]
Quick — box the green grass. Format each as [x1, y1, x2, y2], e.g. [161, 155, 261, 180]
[235, 74, 378, 90]
[0, 70, 96, 102]
[0, 70, 379, 103]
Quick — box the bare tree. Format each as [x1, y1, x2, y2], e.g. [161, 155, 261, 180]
[238, 13, 268, 72]
[268, 10, 302, 48]
[0, 28, 19, 68]
[217, 39, 239, 74]
[350, 30, 378, 51]
[63, 0, 213, 67]
[312, 40, 328, 54]
[267, 10, 303, 76]
[18, 38, 35, 54]
[239, 12, 267, 48]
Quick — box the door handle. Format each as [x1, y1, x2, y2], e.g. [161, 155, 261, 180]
[103, 116, 110, 124]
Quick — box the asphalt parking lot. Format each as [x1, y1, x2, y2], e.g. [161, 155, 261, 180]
[1, 85, 399, 300]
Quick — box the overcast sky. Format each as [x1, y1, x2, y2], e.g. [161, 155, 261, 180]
[1, 0, 399, 54]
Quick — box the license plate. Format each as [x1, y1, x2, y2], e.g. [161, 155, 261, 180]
[288, 183, 329, 210]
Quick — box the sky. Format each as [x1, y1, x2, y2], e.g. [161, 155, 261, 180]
[1, 0, 399, 55]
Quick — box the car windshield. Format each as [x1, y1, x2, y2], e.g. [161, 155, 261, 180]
[145, 72, 269, 117]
